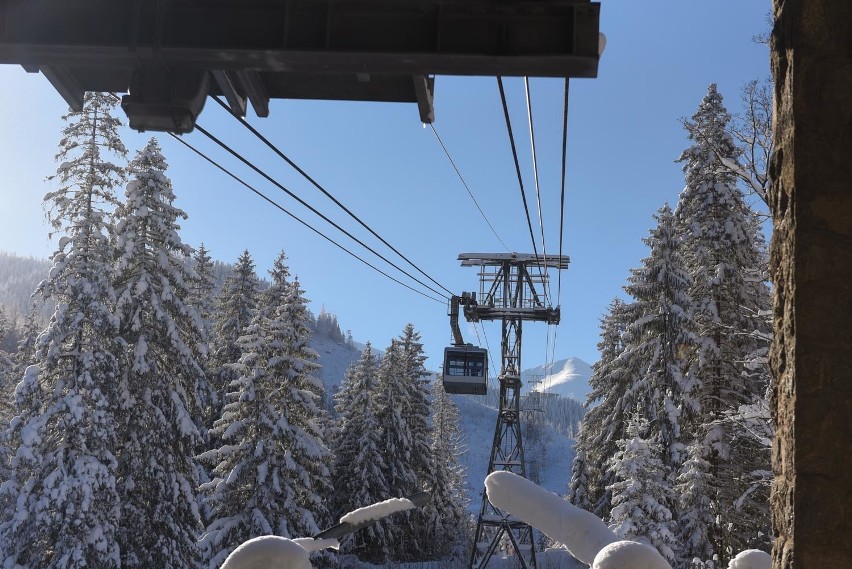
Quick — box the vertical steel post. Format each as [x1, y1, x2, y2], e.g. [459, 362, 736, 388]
[458, 253, 568, 569]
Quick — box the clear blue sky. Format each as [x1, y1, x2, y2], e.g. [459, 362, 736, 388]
[0, 0, 770, 374]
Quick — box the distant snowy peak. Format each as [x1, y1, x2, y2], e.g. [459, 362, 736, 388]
[523, 357, 593, 403]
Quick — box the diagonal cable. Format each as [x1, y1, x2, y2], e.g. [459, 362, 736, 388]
[193, 124, 450, 301]
[524, 77, 551, 303]
[496, 76, 549, 306]
[430, 124, 511, 253]
[212, 96, 455, 298]
[557, 79, 570, 305]
[167, 133, 445, 304]
[476, 321, 499, 393]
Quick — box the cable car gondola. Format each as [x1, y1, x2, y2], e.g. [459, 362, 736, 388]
[442, 345, 487, 395]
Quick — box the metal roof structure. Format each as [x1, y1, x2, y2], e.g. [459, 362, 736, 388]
[0, 0, 602, 131]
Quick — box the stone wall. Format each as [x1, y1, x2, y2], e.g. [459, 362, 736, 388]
[769, 1, 852, 567]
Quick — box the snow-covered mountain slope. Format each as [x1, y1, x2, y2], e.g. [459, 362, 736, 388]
[453, 394, 576, 514]
[309, 333, 362, 393]
[522, 357, 593, 403]
[308, 337, 584, 515]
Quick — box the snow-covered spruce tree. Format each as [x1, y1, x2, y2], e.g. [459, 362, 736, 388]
[568, 298, 634, 521]
[621, 204, 694, 473]
[425, 376, 469, 559]
[188, 244, 219, 434]
[189, 243, 217, 336]
[395, 323, 433, 560]
[330, 342, 391, 564]
[0, 91, 126, 568]
[273, 271, 333, 535]
[596, 204, 696, 557]
[716, 213, 773, 553]
[0, 308, 16, 504]
[607, 413, 678, 565]
[112, 138, 204, 568]
[566, 432, 593, 510]
[201, 252, 331, 568]
[13, 305, 41, 376]
[187, 243, 219, 523]
[674, 84, 772, 565]
[0, 307, 14, 421]
[373, 338, 420, 560]
[675, 442, 715, 568]
[210, 250, 260, 426]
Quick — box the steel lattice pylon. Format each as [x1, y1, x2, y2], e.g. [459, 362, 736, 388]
[457, 253, 569, 569]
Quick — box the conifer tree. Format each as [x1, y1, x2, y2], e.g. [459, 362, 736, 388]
[425, 376, 469, 559]
[395, 323, 433, 560]
[607, 414, 678, 565]
[211, 250, 259, 420]
[189, 243, 219, 433]
[675, 442, 715, 568]
[0, 308, 15, 501]
[374, 338, 418, 559]
[569, 298, 633, 520]
[621, 205, 694, 471]
[397, 325, 432, 479]
[112, 138, 204, 568]
[331, 343, 391, 563]
[567, 440, 593, 511]
[189, 243, 217, 335]
[0, 91, 126, 568]
[201, 252, 331, 568]
[0, 307, 14, 422]
[13, 305, 41, 375]
[674, 84, 772, 564]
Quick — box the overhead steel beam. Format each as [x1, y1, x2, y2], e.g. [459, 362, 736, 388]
[40, 65, 84, 111]
[0, 0, 601, 131]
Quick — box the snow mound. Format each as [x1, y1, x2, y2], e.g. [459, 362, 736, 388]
[727, 549, 771, 569]
[220, 536, 311, 569]
[592, 541, 672, 569]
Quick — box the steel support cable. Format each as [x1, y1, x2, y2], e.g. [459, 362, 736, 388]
[429, 124, 511, 253]
[496, 77, 549, 306]
[544, 80, 571, 398]
[524, 77, 551, 304]
[545, 324, 558, 395]
[193, 124, 450, 301]
[557, 79, 570, 306]
[167, 132, 445, 305]
[103, 95, 445, 302]
[212, 96, 455, 298]
[476, 321, 499, 393]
